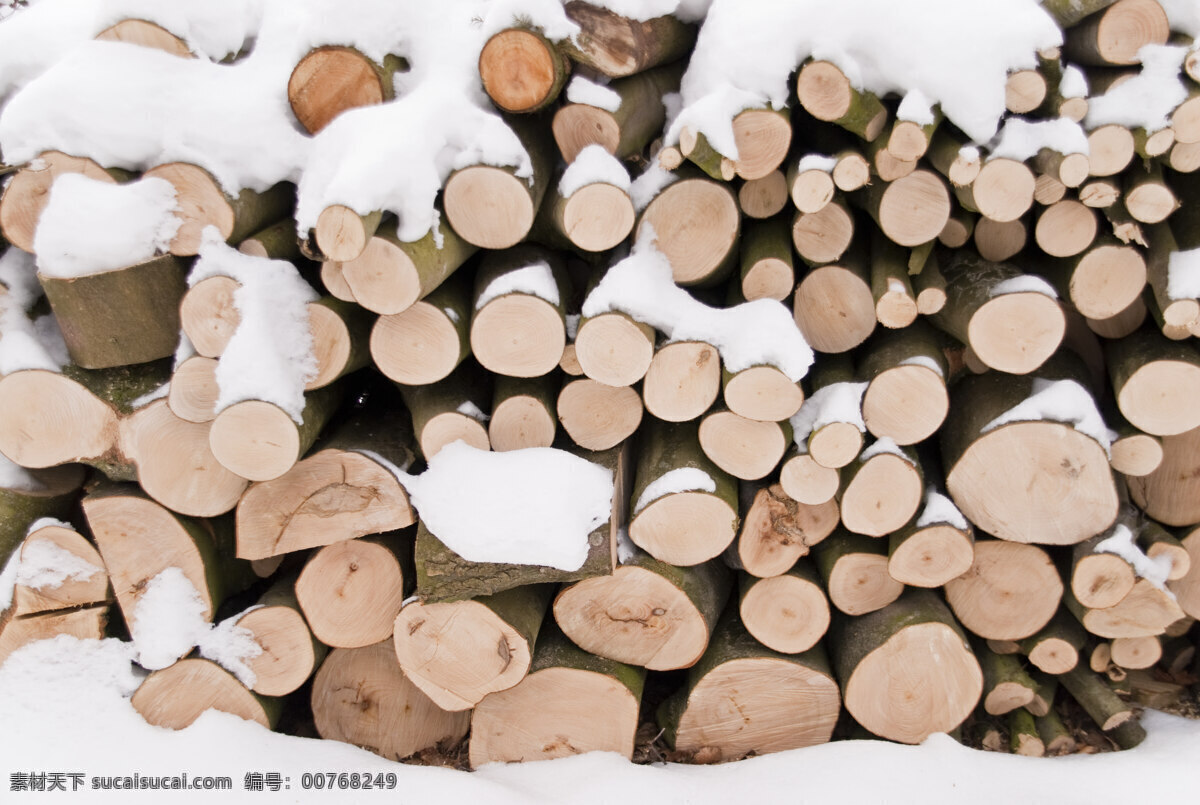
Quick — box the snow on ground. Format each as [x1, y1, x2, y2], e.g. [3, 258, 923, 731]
[2, 635, 1200, 803]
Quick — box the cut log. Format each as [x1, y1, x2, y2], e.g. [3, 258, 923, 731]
[489, 374, 558, 451]
[8, 520, 108, 617]
[393, 584, 553, 711]
[1035, 146, 1090, 189]
[306, 297, 373, 389]
[1106, 328, 1200, 437]
[927, 128, 982, 187]
[0, 606, 108, 666]
[208, 384, 342, 482]
[722, 365, 804, 423]
[296, 533, 412, 648]
[641, 340, 721, 423]
[837, 442, 923, 538]
[792, 241, 875, 353]
[1063, 0, 1170, 66]
[546, 174, 635, 253]
[0, 464, 86, 567]
[560, 1, 695, 77]
[1169, 139, 1200, 172]
[698, 408, 790, 481]
[1108, 417, 1163, 477]
[313, 206, 383, 262]
[791, 196, 855, 265]
[868, 232, 918, 329]
[739, 559, 830, 654]
[858, 323, 949, 446]
[552, 63, 682, 162]
[312, 638, 470, 760]
[815, 529, 905, 617]
[469, 623, 644, 767]
[1138, 520, 1189, 580]
[957, 159, 1036, 224]
[94, 19, 193, 58]
[396, 362, 491, 460]
[1086, 124, 1136, 176]
[887, 492, 974, 588]
[132, 659, 279, 731]
[478, 26, 571, 113]
[795, 60, 887, 141]
[1040, 238, 1146, 321]
[1128, 426, 1200, 527]
[237, 218, 306, 262]
[1020, 609, 1086, 674]
[681, 108, 791, 181]
[235, 406, 417, 560]
[973, 215, 1027, 262]
[738, 215, 794, 302]
[575, 313, 655, 387]
[180, 275, 240, 358]
[658, 608, 839, 760]
[1109, 635, 1161, 669]
[975, 639, 1038, 715]
[0, 151, 123, 253]
[913, 251, 949, 313]
[1059, 665, 1135, 732]
[943, 539, 1063, 641]
[732, 483, 839, 578]
[1034, 172, 1068, 205]
[1124, 162, 1178, 224]
[370, 272, 470, 386]
[557, 377, 642, 450]
[737, 171, 789, 219]
[167, 356, 219, 423]
[860, 169, 952, 247]
[629, 419, 739, 566]
[1005, 69, 1048, 114]
[831, 588, 983, 744]
[636, 174, 740, 286]
[1035, 199, 1098, 257]
[887, 110, 940, 162]
[554, 551, 731, 670]
[788, 157, 835, 215]
[288, 46, 405, 134]
[795, 357, 866, 469]
[1072, 528, 1137, 609]
[233, 574, 327, 697]
[1037, 708, 1077, 755]
[142, 163, 291, 256]
[1008, 708, 1045, 756]
[1067, 577, 1185, 638]
[779, 448, 841, 506]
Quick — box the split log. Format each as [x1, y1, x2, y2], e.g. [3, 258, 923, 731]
[575, 313, 655, 388]
[393, 584, 553, 710]
[8, 520, 108, 616]
[397, 362, 492, 460]
[857, 323, 949, 445]
[142, 163, 291, 256]
[560, 1, 695, 77]
[0, 464, 86, 565]
[1066, 577, 1185, 638]
[837, 442, 923, 538]
[311, 638, 470, 761]
[795, 60, 886, 141]
[557, 377, 642, 450]
[94, 19, 193, 58]
[629, 420, 739, 566]
[288, 46, 406, 135]
[39, 254, 186, 369]
[1106, 327, 1200, 437]
[738, 216, 794, 302]
[792, 240, 875, 353]
[943, 539, 1063, 641]
[636, 174, 740, 286]
[0, 606, 108, 666]
[658, 608, 839, 760]
[167, 356, 218, 422]
[641, 340, 721, 423]
[815, 529, 904, 617]
[737, 171, 789, 219]
[469, 623, 644, 767]
[552, 63, 682, 162]
[739, 559, 830, 654]
[1063, 0, 1169, 66]
[791, 196, 855, 265]
[232, 574, 327, 697]
[698, 408, 790, 481]
[0, 151, 125, 253]
[296, 533, 412, 648]
[235, 406, 417, 560]
[489, 374, 558, 451]
[831, 589, 983, 744]
[132, 659, 280, 731]
[731, 483, 839, 578]
[478, 25, 571, 113]
[1020, 609, 1086, 674]
[553, 551, 730, 670]
[208, 384, 342, 482]
[859, 169, 952, 247]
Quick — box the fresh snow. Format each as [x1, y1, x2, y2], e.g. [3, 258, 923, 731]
[988, 117, 1088, 162]
[0, 247, 68, 374]
[860, 436, 914, 465]
[1060, 65, 1087, 99]
[796, 154, 837, 173]
[189, 231, 318, 424]
[899, 354, 944, 377]
[558, 144, 631, 198]
[990, 274, 1058, 299]
[0, 451, 45, 492]
[1086, 44, 1189, 133]
[475, 261, 561, 310]
[789, 381, 868, 449]
[33, 174, 180, 278]
[615, 526, 637, 564]
[0, 546, 20, 610]
[14, 538, 102, 591]
[634, 467, 717, 514]
[130, 382, 171, 409]
[455, 401, 490, 422]
[629, 159, 679, 212]
[896, 88, 935, 125]
[982, 378, 1117, 455]
[1160, 0, 1200, 38]
[6, 635, 1200, 803]
[199, 609, 265, 689]
[583, 230, 814, 381]
[1096, 524, 1174, 594]
[566, 75, 622, 113]
[395, 441, 613, 572]
[916, 487, 969, 531]
[1167, 248, 1200, 300]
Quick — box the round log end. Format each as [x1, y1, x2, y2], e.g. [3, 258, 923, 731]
[807, 423, 863, 470]
[421, 412, 490, 460]
[575, 314, 654, 388]
[742, 255, 794, 302]
[793, 264, 875, 354]
[209, 400, 301, 482]
[723, 366, 804, 423]
[840, 453, 923, 537]
[796, 61, 852, 122]
[237, 605, 318, 697]
[741, 574, 830, 654]
[888, 524, 974, 588]
[698, 411, 788, 481]
[878, 170, 951, 247]
[143, 162, 233, 256]
[642, 342, 721, 423]
[552, 104, 620, 163]
[630, 491, 737, 566]
[0, 151, 117, 253]
[943, 540, 1063, 640]
[489, 393, 557, 452]
[638, 178, 739, 286]
[779, 453, 840, 506]
[557, 378, 643, 451]
[862, 364, 949, 446]
[288, 46, 388, 134]
[561, 182, 635, 252]
[298, 540, 406, 649]
[315, 205, 374, 262]
[478, 28, 564, 114]
[338, 235, 422, 316]
[1118, 360, 1200, 437]
[968, 292, 1065, 374]
[371, 301, 463, 386]
[791, 201, 855, 265]
[444, 166, 537, 249]
[732, 109, 791, 180]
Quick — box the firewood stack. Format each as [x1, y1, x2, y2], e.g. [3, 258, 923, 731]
[2, 0, 1200, 765]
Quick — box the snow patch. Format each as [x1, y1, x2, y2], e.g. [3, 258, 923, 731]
[582, 230, 813, 381]
[1160, 0, 1200, 37]
[900, 355, 944, 377]
[988, 117, 1088, 162]
[476, 260, 561, 310]
[456, 401, 490, 422]
[566, 75, 621, 113]
[629, 160, 679, 212]
[130, 382, 170, 409]
[0, 452, 45, 492]
[559, 145, 631, 198]
[982, 378, 1117, 455]
[634, 467, 716, 514]
[14, 539, 102, 591]
[860, 436, 914, 465]
[0, 547, 20, 611]
[897, 89, 935, 125]
[1086, 44, 1189, 133]
[200, 611, 264, 689]
[1096, 524, 1173, 594]
[916, 488, 969, 531]
[796, 154, 837, 173]
[1167, 248, 1200, 300]
[991, 274, 1058, 299]
[615, 527, 637, 565]
[33, 174, 180, 278]
[0, 247, 67, 374]
[1060, 65, 1087, 99]
[789, 382, 867, 449]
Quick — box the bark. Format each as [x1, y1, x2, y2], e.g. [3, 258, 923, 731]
[0, 464, 86, 570]
[551, 62, 683, 161]
[560, 2, 696, 77]
[731, 483, 838, 578]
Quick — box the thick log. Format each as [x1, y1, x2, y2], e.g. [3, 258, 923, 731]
[1086, 124, 1136, 177]
[560, 2, 695, 77]
[722, 365, 804, 423]
[0, 151, 124, 253]
[209, 384, 342, 482]
[1063, 0, 1169, 66]
[859, 169, 952, 247]
[973, 215, 1027, 262]
[180, 275, 240, 358]
[698, 408, 790, 482]
[792, 240, 875, 353]
[1035, 199, 1097, 258]
[739, 559, 829, 654]
[955, 159, 1036, 223]
[478, 26, 571, 113]
[557, 377, 642, 451]
[636, 174, 740, 286]
[815, 529, 904, 616]
[575, 313, 655, 388]
[732, 483, 838, 578]
[837, 441, 922, 538]
[370, 272, 469, 386]
[288, 46, 405, 135]
[944, 539, 1063, 641]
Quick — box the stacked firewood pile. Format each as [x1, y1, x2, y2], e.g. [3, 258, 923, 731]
[2, 0, 1200, 765]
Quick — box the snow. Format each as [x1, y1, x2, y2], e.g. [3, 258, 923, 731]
[860, 436, 914, 465]
[1167, 248, 1200, 300]
[789, 381, 868, 449]
[669, 0, 1061, 152]
[1160, 0, 1200, 38]
[0, 451, 45, 492]
[566, 75, 621, 113]
[130, 382, 170, 409]
[669, 84, 768, 159]
[478, 0, 581, 40]
[1086, 44, 1189, 133]
[354, 448, 413, 475]
[897, 88, 935, 125]
[0, 546, 20, 610]
[796, 154, 837, 173]
[26, 516, 74, 533]
[988, 117, 1088, 162]
[566, 313, 581, 341]
[443, 307, 460, 323]
[558, 144, 631, 198]
[916, 488, 969, 531]
[14, 538, 101, 590]
[189, 231, 318, 424]
[900, 355, 944, 378]
[583, 230, 813, 381]
[990, 274, 1058, 299]
[200, 610, 264, 689]
[1060, 65, 1087, 99]
[615, 526, 637, 564]
[629, 159, 679, 212]
[982, 378, 1117, 456]
[33, 174, 180, 278]
[5, 635, 1200, 803]
[395, 441, 613, 572]
[634, 467, 716, 514]
[0, 246, 67, 374]
[475, 260, 561, 310]
[1096, 524, 1174, 594]
[456, 401, 490, 422]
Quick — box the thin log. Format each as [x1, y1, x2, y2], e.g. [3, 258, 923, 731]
[739, 559, 830, 654]
[815, 529, 904, 617]
[208, 384, 342, 482]
[489, 374, 559, 451]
